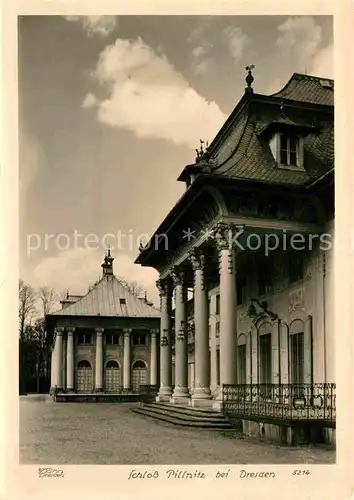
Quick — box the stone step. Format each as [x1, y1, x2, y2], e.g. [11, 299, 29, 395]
[149, 403, 224, 420]
[154, 402, 220, 415]
[132, 404, 234, 430]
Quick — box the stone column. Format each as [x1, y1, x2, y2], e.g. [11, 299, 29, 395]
[95, 328, 104, 392]
[123, 328, 132, 391]
[150, 329, 158, 386]
[156, 278, 173, 401]
[213, 224, 238, 408]
[171, 267, 189, 404]
[190, 249, 211, 406]
[66, 327, 75, 392]
[54, 327, 64, 391]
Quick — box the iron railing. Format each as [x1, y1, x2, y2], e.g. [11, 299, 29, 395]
[222, 383, 336, 423]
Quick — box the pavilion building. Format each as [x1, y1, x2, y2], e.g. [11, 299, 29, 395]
[46, 250, 160, 397]
[135, 71, 335, 442]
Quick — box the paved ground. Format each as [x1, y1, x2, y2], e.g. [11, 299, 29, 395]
[20, 395, 335, 465]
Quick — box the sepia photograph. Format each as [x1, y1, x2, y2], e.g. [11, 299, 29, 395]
[17, 13, 337, 468]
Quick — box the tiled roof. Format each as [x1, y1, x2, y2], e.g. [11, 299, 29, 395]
[52, 275, 160, 318]
[208, 73, 334, 186]
[271, 73, 334, 106]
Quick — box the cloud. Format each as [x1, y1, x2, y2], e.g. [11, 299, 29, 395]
[188, 18, 214, 75]
[19, 132, 42, 192]
[84, 37, 226, 148]
[309, 43, 333, 78]
[30, 248, 159, 306]
[276, 16, 323, 71]
[65, 15, 117, 37]
[82, 92, 98, 109]
[222, 26, 250, 61]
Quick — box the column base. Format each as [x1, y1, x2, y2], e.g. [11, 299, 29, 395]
[190, 386, 212, 408]
[156, 386, 173, 402]
[212, 386, 223, 411]
[189, 398, 214, 408]
[170, 392, 190, 406]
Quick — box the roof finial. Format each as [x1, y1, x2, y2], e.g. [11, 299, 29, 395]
[107, 244, 111, 257]
[245, 64, 255, 93]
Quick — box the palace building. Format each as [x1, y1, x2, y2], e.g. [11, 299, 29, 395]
[135, 71, 335, 444]
[46, 250, 160, 398]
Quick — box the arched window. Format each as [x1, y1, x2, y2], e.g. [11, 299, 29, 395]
[132, 360, 147, 392]
[106, 360, 120, 369]
[77, 360, 91, 368]
[257, 321, 272, 386]
[289, 319, 305, 387]
[76, 360, 93, 393]
[132, 360, 146, 369]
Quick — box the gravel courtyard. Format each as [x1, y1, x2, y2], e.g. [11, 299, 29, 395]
[20, 396, 335, 465]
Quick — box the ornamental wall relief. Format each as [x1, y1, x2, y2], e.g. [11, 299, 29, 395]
[288, 287, 305, 315]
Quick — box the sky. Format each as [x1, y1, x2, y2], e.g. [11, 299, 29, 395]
[19, 15, 333, 307]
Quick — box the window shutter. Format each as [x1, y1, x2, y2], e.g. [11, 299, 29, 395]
[304, 316, 313, 384]
[251, 326, 258, 384]
[272, 320, 280, 384]
[280, 322, 289, 384]
[246, 332, 252, 384]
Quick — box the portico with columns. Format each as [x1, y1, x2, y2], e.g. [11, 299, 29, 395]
[135, 71, 335, 422]
[47, 250, 160, 396]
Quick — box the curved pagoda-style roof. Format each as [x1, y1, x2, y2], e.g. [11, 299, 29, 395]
[179, 73, 334, 187]
[136, 72, 334, 267]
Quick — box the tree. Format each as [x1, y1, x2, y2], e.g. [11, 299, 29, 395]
[19, 279, 37, 339]
[38, 286, 58, 316]
[116, 276, 145, 298]
[19, 280, 37, 394]
[37, 287, 59, 392]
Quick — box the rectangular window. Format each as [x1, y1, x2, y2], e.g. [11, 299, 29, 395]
[279, 134, 299, 167]
[215, 321, 220, 338]
[215, 294, 220, 315]
[259, 334, 272, 386]
[237, 344, 247, 384]
[120, 298, 126, 305]
[290, 332, 304, 387]
[216, 349, 220, 385]
[78, 333, 92, 345]
[132, 333, 147, 346]
[106, 334, 120, 345]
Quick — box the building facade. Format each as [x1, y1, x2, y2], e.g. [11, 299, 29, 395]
[135, 72, 335, 436]
[46, 251, 160, 395]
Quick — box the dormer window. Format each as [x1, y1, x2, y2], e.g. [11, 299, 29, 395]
[270, 132, 304, 170]
[280, 134, 298, 166]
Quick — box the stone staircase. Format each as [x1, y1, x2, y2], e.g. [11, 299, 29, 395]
[131, 402, 235, 430]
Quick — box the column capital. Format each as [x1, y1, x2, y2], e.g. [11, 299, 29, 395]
[156, 278, 172, 297]
[55, 327, 64, 336]
[67, 326, 75, 334]
[213, 222, 245, 250]
[123, 328, 132, 337]
[150, 329, 159, 337]
[171, 266, 185, 286]
[189, 247, 206, 271]
[160, 329, 169, 346]
[95, 327, 104, 335]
